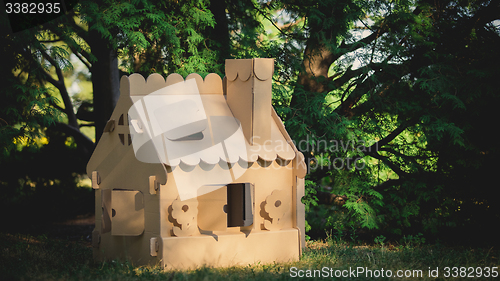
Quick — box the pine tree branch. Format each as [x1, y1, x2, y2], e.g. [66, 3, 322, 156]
[46, 97, 65, 113]
[372, 178, 403, 191]
[466, 0, 500, 30]
[49, 26, 93, 67]
[37, 48, 79, 128]
[367, 121, 412, 152]
[338, 6, 424, 62]
[367, 151, 409, 178]
[71, 47, 92, 70]
[52, 122, 95, 157]
[360, 120, 417, 179]
[334, 56, 416, 117]
[315, 190, 348, 206]
[251, 2, 305, 40]
[39, 49, 65, 84]
[68, 18, 89, 43]
[38, 38, 63, 43]
[79, 123, 95, 127]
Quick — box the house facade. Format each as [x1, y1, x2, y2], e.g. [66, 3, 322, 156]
[87, 58, 307, 269]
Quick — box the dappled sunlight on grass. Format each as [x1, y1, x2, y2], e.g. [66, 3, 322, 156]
[1, 233, 498, 280]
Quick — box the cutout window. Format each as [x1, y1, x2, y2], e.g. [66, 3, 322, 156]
[226, 183, 254, 227]
[118, 114, 132, 146]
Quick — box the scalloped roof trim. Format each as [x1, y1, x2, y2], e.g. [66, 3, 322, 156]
[162, 122, 297, 167]
[119, 72, 224, 97]
[224, 58, 274, 82]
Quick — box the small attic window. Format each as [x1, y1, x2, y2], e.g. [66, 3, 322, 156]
[118, 114, 132, 146]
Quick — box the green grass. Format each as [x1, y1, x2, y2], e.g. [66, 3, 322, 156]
[1, 233, 499, 280]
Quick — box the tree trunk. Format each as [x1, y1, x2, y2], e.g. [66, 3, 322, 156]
[208, 0, 231, 66]
[88, 29, 120, 143]
[290, 41, 335, 110]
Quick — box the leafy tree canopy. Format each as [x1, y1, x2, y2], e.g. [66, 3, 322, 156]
[1, 0, 499, 240]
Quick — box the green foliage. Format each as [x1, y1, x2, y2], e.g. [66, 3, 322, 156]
[374, 235, 386, 247]
[302, 180, 318, 236]
[0, 132, 94, 226]
[76, 0, 218, 77]
[0, 30, 60, 157]
[262, 0, 500, 240]
[400, 233, 426, 248]
[1, 0, 219, 225]
[2, 0, 499, 244]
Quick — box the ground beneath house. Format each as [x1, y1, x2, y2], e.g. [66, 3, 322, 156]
[4, 213, 96, 247]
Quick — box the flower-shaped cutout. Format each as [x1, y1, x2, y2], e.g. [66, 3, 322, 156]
[264, 189, 288, 221]
[171, 197, 198, 225]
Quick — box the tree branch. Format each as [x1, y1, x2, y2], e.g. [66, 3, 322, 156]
[315, 190, 348, 206]
[68, 17, 90, 43]
[367, 151, 409, 179]
[252, 2, 304, 40]
[47, 97, 65, 113]
[52, 122, 95, 159]
[367, 122, 410, 152]
[39, 48, 65, 84]
[37, 47, 79, 128]
[49, 26, 93, 67]
[71, 47, 92, 70]
[372, 178, 403, 191]
[79, 123, 95, 127]
[339, 6, 424, 59]
[360, 120, 417, 179]
[39, 38, 63, 43]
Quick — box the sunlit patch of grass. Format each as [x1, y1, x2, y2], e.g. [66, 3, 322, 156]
[1, 233, 498, 280]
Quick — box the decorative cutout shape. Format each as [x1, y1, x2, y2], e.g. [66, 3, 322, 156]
[253, 58, 274, 81]
[171, 196, 199, 236]
[263, 189, 288, 231]
[130, 119, 143, 134]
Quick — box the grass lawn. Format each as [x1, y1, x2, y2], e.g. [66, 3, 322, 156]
[1, 232, 498, 280]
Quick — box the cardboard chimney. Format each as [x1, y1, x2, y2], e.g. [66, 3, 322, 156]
[87, 58, 307, 269]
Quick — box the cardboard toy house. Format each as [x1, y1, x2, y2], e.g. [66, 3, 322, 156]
[87, 58, 307, 269]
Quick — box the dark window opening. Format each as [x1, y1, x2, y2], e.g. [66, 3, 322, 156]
[226, 183, 254, 227]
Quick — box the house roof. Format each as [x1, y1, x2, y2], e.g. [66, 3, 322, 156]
[87, 64, 307, 183]
[126, 73, 297, 167]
